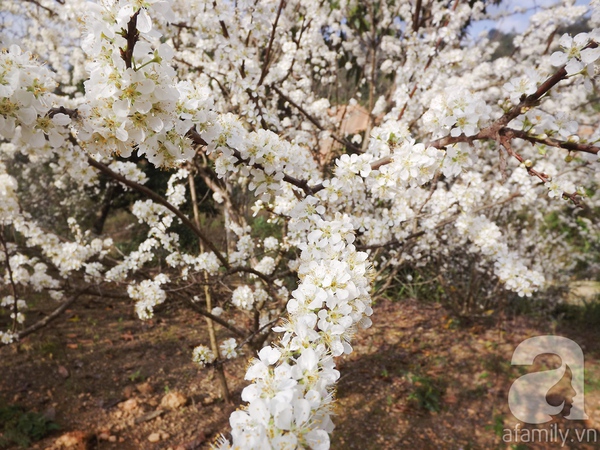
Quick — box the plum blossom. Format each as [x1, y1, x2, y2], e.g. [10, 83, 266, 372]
[504, 70, 540, 103]
[550, 32, 600, 75]
[192, 345, 216, 367]
[442, 143, 474, 177]
[220, 338, 239, 359]
[232, 285, 255, 310]
[3, 3, 600, 450]
[220, 214, 372, 448]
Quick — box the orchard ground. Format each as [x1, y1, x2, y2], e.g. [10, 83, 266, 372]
[2, 291, 600, 450]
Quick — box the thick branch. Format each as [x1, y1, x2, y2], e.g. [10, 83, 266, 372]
[120, 11, 140, 70]
[412, 0, 422, 33]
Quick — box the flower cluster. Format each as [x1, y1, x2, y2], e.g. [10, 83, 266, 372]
[423, 86, 492, 138]
[108, 161, 149, 185]
[366, 132, 445, 200]
[205, 114, 321, 200]
[263, 237, 280, 252]
[455, 213, 544, 297]
[165, 251, 220, 279]
[228, 223, 256, 267]
[509, 110, 579, 140]
[0, 330, 17, 344]
[192, 345, 216, 367]
[0, 45, 64, 145]
[3, 2, 600, 449]
[219, 337, 239, 360]
[231, 285, 255, 311]
[78, 0, 215, 167]
[218, 214, 372, 449]
[503, 69, 541, 104]
[442, 143, 476, 178]
[127, 273, 169, 319]
[550, 31, 600, 76]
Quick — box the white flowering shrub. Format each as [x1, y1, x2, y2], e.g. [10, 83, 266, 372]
[1, 0, 600, 448]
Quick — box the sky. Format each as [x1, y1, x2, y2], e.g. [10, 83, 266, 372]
[467, 0, 592, 38]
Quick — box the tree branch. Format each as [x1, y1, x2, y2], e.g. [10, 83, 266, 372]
[272, 86, 362, 153]
[258, 0, 286, 86]
[503, 128, 600, 155]
[17, 288, 90, 341]
[0, 228, 19, 333]
[86, 156, 230, 268]
[23, 0, 57, 16]
[187, 128, 320, 196]
[357, 192, 522, 250]
[120, 10, 140, 70]
[186, 298, 246, 338]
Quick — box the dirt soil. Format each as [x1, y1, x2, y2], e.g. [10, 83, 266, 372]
[2, 295, 600, 450]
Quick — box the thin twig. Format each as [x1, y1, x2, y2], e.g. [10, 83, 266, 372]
[258, 0, 286, 86]
[0, 228, 19, 333]
[186, 298, 246, 338]
[86, 156, 230, 268]
[17, 288, 91, 340]
[272, 86, 362, 153]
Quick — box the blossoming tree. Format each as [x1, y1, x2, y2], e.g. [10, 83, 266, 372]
[1, 0, 600, 447]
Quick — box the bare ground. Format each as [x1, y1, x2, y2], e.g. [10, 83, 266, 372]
[2, 295, 600, 449]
